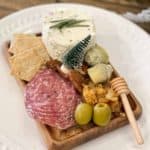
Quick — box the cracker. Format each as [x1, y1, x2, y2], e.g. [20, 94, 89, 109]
[9, 33, 50, 62]
[13, 34, 36, 39]
[9, 34, 42, 54]
[10, 49, 44, 81]
[32, 42, 50, 62]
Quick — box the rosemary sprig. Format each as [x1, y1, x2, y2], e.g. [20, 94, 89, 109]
[50, 19, 68, 23]
[50, 19, 89, 30]
[68, 25, 89, 28]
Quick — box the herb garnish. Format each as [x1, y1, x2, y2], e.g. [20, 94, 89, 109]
[50, 19, 89, 30]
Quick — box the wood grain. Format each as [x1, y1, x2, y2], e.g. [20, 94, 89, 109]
[59, 0, 147, 13]
[0, 0, 56, 18]
[0, 6, 14, 18]
[97, 0, 150, 7]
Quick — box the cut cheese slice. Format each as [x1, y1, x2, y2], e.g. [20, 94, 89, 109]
[42, 9, 96, 61]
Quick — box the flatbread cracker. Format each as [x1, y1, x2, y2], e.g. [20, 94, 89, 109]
[32, 42, 50, 62]
[12, 34, 36, 39]
[9, 34, 43, 54]
[10, 49, 44, 81]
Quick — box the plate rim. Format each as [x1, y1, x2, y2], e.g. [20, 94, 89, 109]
[0, 3, 149, 150]
[0, 3, 149, 40]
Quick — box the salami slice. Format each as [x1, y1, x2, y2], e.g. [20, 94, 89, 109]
[25, 68, 81, 129]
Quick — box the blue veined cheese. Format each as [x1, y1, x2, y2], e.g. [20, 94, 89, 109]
[42, 9, 96, 61]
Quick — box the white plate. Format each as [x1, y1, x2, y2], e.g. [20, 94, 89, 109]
[0, 3, 150, 150]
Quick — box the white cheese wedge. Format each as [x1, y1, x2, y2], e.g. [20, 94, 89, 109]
[42, 9, 96, 61]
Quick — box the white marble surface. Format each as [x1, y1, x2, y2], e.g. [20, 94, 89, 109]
[0, 3, 150, 150]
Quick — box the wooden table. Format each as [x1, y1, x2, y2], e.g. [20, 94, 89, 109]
[0, 0, 150, 33]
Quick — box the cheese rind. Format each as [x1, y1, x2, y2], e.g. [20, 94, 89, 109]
[42, 9, 96, 61]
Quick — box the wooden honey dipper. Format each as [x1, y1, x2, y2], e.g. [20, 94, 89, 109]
[110, 77, 144, 145]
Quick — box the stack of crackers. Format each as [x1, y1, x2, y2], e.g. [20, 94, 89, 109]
[9, 34, 50, 81]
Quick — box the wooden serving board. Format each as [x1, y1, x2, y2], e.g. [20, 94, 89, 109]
[4, 39, 142, 150]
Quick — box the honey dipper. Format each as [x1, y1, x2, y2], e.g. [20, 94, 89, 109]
[110, 77, 144, 144]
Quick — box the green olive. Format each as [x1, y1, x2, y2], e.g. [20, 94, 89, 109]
[75, 103, 93, 125]
[93, 103, 111, 126]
